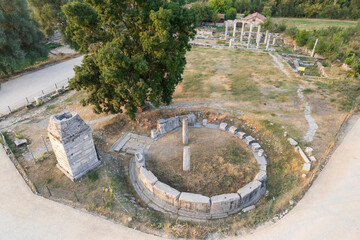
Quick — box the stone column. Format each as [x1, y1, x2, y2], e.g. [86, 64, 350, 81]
[232, 20, 237, 39]
[229, 38, 233, 47]
[256, 25, 261, 49]
[264, 30, 269, 44]
[240, 22, 245, 42]
[311, 38, 319, 57]
[266, 33, 271, 50]
[182, 118, 188, 145]
[183, 146, 190, 171]
[247, 24, 253, 48]
[225, 21, 228, 40]
[272, 37, 276, 45]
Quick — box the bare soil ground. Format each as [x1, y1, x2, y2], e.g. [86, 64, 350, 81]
[146, 127, 258, 196]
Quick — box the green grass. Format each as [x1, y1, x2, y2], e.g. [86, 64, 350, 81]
[273, 17, 357, 30]
[303, 88, 314, 94]
[87, 171, 99, 182]
[229, 74, 262, 101]
[46, 43, 62, 50]
[46, 105, 56, 110]
[224, 145, 249, 164]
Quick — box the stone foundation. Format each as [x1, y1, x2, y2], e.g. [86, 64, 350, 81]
[128, 118, 268, 221]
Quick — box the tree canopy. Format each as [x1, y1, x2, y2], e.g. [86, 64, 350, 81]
[63, 0, 196, 119]
[0, 0, 48, 75]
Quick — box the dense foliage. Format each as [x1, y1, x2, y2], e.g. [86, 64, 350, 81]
[64, 0, 196, 119]
[188, 0, 360, 20]
[279, 20, 360, 76]
[0, 0, 48, 75]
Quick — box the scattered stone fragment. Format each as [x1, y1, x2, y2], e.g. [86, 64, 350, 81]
[219, 123, 227, 131]
[258, 149, 264, 157]
[296, 146, 311, 163]
[305, 147, 314, 155]
[14, 138, 27, 147]
[202, 119, 207, 126]
[302, 162, 311, 172]
[309, 156, 317, 162]
[302, 173, 307, 178]
[150, 129, 157, 139]
[242, 205, 255, 213]
[251, 143, 261, 151]
[288, 138, 298, 146]
[244, 136, 255, 145]
[229, 126, 237, 136]
[289, 200, 294, 206]
[237, 132, 246, 139]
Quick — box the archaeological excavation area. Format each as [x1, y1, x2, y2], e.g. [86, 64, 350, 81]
[0, 32, 352, 238]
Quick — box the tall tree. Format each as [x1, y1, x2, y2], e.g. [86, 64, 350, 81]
[0, 0, 48, 75]
[63, 0, 196, 119]
[208, 0, 232, 13]
[27, 0, 66, 37]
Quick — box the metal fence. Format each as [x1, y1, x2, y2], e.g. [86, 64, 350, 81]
[0, 77, 72, 117]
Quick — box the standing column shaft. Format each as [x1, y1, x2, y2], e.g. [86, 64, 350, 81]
[240, 22, 245, 42]
[256, 25, 261, 49]
[232, 21, 237, 38]
[182, 118, 188, 145]
[183, 146, 190, 171]
[266, 33, 271, 50]
[229, 39, 233, 47]
[273, 37, 276, 45]
[264, 30, 269, 44]
[247, 24, 253, 48]
[311, 38, 319, 57]
[225, 21, 228, 40]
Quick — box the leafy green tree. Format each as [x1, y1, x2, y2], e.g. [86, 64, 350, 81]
[0, 0, 48, 75]
[234, 0, 250, 13]
[63, 0, 196, 119]
[192, 2, 215, 23]
[208, 0, 232, 13]
[225, 7, 237, 20]
[27, 0, 66, 37]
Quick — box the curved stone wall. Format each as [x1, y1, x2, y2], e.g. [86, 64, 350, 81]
[129, 119, 267, 221]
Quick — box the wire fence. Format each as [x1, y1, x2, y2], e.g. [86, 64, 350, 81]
[0, 77, 72, 117]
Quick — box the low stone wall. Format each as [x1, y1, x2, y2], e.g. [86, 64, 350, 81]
[129, 117, 268, 221]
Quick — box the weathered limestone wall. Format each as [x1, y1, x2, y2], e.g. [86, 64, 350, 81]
[129, 118, 268, 221]
[153, 113, 196, 138]
[48, 111, 101, 181]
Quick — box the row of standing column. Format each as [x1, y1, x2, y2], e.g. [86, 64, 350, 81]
[224, 22, 276, 49]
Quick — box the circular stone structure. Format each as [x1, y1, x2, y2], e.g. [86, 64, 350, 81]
[129, 115, 267, 221]
[146, 127, 258, 196]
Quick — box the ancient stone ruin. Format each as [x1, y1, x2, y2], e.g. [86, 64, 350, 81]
[48, 111, 101, 181]
[128, 114, 267, 221]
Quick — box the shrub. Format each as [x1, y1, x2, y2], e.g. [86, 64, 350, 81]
[225, 7, 237, 20]
[296, 29, 309, 47]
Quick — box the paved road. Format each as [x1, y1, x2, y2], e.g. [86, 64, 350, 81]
[0, 56, 83, 115]
[1, 117, 360, 239]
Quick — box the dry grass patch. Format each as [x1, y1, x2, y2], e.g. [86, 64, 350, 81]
[146, 127, 258, 196]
